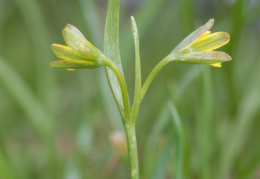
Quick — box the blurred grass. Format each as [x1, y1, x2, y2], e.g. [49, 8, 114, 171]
[0, 0, 260, 178]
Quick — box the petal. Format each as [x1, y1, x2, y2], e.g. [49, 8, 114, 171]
[210, 63, 222, 67]
[67, 68, 77, 71]
[181, 32, 230, 54]
[198, 31, 211, 39]
[51, 44, 95, 62]
[173, 19, 214, 53]
[175, 51, 232, 65]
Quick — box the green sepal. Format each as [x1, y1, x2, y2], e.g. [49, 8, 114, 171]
[49, 59, 99, 69]
[62, 24, 101, 59]
[173, 19, 214, 53]
[174, 51, 231, 65]
[51, 44, 95, 62]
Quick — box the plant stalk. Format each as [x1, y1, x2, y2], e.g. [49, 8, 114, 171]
[104, 57, 131, 120]
[141, 54, 172, 101]
[124, 122, 139, 179]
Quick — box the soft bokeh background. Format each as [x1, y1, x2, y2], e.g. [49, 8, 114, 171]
[0, 0, 260, 178]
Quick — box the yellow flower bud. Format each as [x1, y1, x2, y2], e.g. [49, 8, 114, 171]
[171, 19, 231, 67]
[50, 24, 106, 70]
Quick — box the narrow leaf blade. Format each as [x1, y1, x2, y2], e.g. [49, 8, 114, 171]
[131, 16, 142, 121]
[104, 0, 124, 110]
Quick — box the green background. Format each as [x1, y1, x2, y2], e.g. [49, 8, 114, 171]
[0, 0, 260, 178]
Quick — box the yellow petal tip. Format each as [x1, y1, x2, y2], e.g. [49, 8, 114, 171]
[210, 63, 222, 67]
[67, 68, 77, 71]
[65, 24, 72, 29]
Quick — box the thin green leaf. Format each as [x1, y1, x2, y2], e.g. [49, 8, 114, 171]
[104, 0, 125, 113]
[131, 16, 141, 122]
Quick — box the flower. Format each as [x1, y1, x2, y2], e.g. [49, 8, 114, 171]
[50, 24, 106, 71]
[171, 19, 231, 67]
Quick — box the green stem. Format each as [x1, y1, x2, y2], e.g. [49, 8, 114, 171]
[141, 54, 172, 101]
[104, 58, 131, 120]
[124, 122, 139, 179]
[106, 58, 139, 178]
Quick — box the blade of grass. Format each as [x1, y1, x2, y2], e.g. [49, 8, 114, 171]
[238, 144, 260, 179]
[230, 53, 260, 179]
[246, 3, 260, 24]
[228, 0, 246, 55]
[0, 56, 53, 139]
[170, 66, 202, 103]
[0, 149, 17, 179]
[178, 0, 194, 35]
[78, 0, 102, 46]
[168, 66, 203, 179]
[200, 66, 213, 179]
[14, 0, 57, 112]
[218, 86, 260, 178]
[169, 102, 185, 179]
[0, 56, 58, 178]
[152, 137, 172, 179]
[225, 0, 246, 110]
[64, 159, 81, 179]
[142, 105, 170, 179]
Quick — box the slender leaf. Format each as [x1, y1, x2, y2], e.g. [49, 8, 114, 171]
[131, 16, 141, 121]
[104, 0, 124, 111]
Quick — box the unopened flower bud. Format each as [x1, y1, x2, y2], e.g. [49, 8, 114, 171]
[171, 19, 231, 67]
[50, 24, 106, 71]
